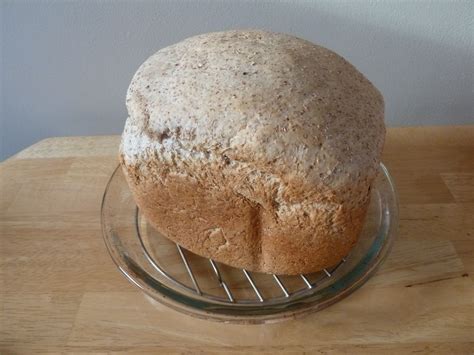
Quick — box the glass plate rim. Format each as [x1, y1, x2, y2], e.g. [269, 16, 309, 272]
[101, 163, 399, 323]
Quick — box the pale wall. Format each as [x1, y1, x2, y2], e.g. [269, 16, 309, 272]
[1, 0, 473, 159]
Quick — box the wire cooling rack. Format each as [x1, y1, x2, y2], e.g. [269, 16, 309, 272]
[135, 206, 347, 305]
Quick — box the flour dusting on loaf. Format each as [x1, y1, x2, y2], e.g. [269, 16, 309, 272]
[120, 30, 385, 275]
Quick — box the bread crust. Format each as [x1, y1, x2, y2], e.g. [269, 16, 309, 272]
[120, 30, 385, 275]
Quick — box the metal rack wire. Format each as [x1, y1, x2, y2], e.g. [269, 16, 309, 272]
[135, 208, 347, 306]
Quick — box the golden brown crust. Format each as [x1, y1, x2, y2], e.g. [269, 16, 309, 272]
[122, 157, 370, 275]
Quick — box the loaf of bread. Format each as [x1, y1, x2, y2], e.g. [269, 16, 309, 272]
[120, 30, 385, 275]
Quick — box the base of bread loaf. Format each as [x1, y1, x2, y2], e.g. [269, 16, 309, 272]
[122, 161, 369, 275]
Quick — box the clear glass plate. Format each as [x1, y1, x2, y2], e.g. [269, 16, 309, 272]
[101, 163, 398, 323]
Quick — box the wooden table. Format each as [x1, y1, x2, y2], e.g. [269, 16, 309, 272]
[1, 126, 473, 353]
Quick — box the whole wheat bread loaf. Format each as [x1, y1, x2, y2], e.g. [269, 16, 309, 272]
[120, 30, 385, 275]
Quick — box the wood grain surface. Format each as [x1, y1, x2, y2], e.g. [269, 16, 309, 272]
[1, 126, 473, 354]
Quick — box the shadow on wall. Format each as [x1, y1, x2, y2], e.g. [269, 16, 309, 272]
[1, 1, 473, 160]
